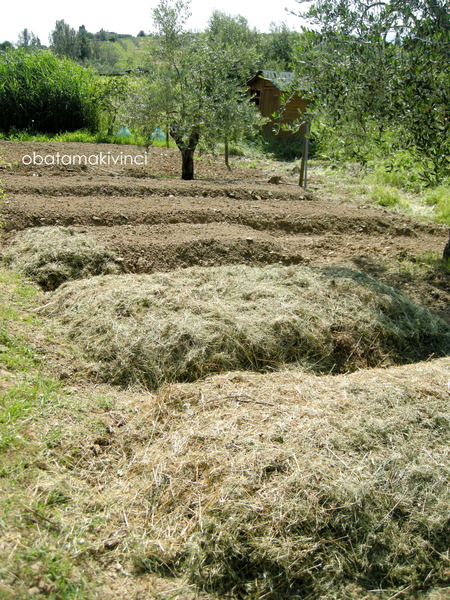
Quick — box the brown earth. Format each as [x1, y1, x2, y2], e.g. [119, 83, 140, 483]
[1, 141, 449, 320]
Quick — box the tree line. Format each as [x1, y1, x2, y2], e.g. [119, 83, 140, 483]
[1, 18, 299, 73]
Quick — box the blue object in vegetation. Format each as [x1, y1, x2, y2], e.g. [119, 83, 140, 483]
[151, 126, 166, 142]
[117, 125, 132, 138]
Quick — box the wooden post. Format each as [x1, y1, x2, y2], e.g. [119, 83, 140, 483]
[299, 120, 310, 189]
[225, 139, 231, 171]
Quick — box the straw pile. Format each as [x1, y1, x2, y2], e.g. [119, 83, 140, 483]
[41, 264, 450, 388]
[2, 226, 121, 290]
[84, 359, 450, 598]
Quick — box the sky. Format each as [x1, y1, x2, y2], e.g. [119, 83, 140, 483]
[2, 0, 307, 45]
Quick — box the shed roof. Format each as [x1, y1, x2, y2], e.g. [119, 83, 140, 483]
[262, 70, 295, 88]
[247, 70, 303, 92]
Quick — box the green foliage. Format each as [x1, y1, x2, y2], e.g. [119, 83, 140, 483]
[424, 186, 450, 207]
[206, 10, 261, 76]
[89, 38, 137, 72]
[130, 0, 264, 178]
[49, 18, 146, 72]
[0, 40, 13, 52]
[400, 21, 450, 185]
[77, 25, 91, 61]
[17, 28, 42, 49]
[257, 133, 316, 161]
[0, 128, 147, 144]
[49, 20, 80, 60]
[366, 150, 424, 193]
[96, 75, 129, 135]
[204, 12, 267, 167]
[294, 0, 450, 185]
[261, 22, 300, 70]
[0, 48, 100, 134]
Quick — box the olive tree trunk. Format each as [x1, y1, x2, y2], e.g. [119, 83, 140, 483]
[181, 147, 195, 180]
[170, 124, 200, 181]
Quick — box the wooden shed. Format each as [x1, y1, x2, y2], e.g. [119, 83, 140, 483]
[247, 70, 309, 138]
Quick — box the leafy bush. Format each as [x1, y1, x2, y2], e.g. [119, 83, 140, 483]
[0, 48, 100, 134]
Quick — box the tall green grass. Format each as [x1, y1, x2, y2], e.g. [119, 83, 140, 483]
[1, 129, 177, 148]
[369, 184, 402, 207]
[424, 186, 450, 225]
[0, 48, 99, 134]
[0, 154, 5, 229]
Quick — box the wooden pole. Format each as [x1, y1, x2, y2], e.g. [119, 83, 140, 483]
[299, 121, 310, 189]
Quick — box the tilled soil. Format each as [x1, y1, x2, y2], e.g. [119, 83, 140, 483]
[1, 141, 448, 320]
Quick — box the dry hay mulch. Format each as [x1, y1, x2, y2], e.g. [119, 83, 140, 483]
[40, 264, 450, 388]
[1, 226, 122, 290]
[127, 359, 450, 598]
[46, 359, 450, 599]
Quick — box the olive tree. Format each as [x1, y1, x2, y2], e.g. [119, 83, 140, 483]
[131, 0, 262, 179]
[204, 11, 266, 168]
[293, 0, 449, 183]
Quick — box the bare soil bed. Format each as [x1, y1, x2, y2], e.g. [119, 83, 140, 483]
[1, 141, 449, 320]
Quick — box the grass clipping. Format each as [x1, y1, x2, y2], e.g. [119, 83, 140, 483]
[122, 361, 450, 598]
[1, 226, 121, 290]
[41, 264, 450, 388]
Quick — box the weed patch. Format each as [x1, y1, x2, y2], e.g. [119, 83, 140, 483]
[368, 184, 402, 207]
[424, 186, 450, 225]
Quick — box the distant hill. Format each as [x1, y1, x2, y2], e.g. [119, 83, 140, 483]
[88, 35, 148, 74]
